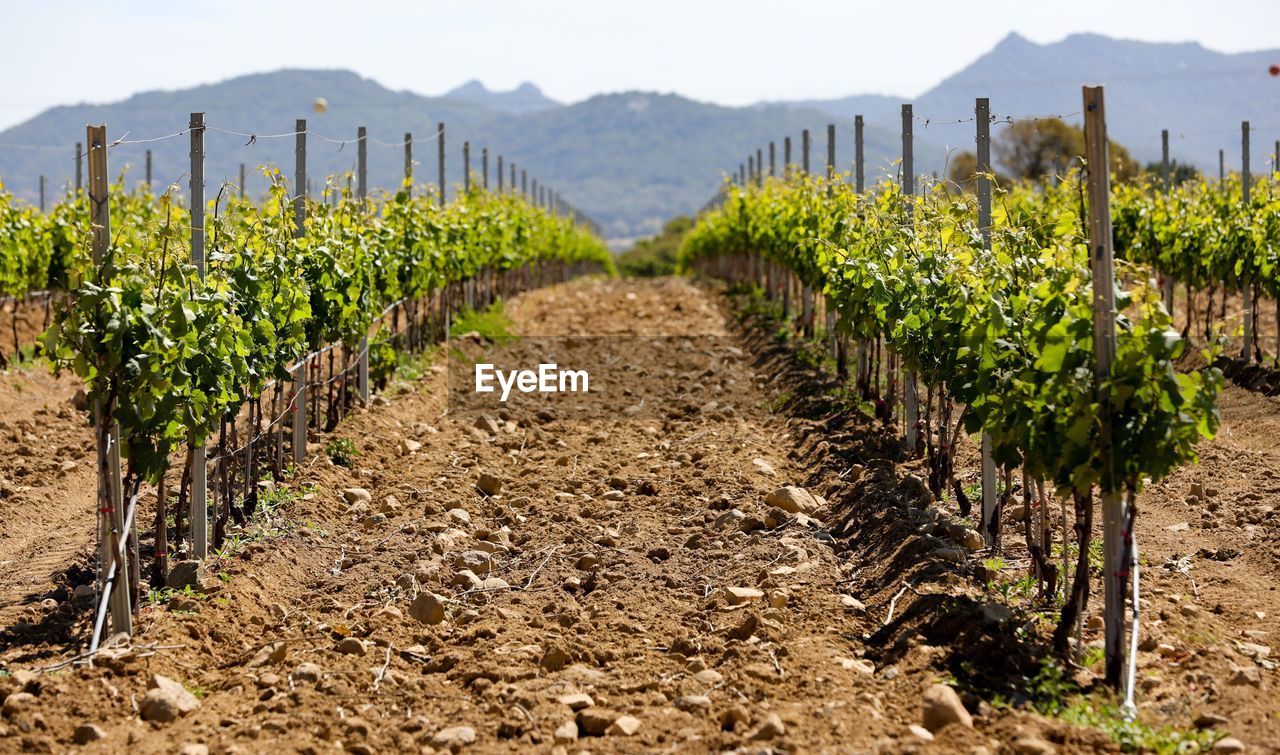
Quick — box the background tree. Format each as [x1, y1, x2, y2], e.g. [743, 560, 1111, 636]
[994, 118, 1137, 183]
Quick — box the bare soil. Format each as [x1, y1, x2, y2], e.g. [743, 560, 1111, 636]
[0, 277, 1275, 754]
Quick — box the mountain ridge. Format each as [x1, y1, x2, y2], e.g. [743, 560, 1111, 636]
[2, 33, 1276, 240]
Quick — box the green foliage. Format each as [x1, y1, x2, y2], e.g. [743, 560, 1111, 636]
[324, 437, 359, 467]
[452, 301, 514, 343]
[680, 173, 1222, 496]
[617, 216, 693, 277]
[31, 174, 609, 487]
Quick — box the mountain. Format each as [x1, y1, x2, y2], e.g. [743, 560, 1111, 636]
[442, 80, 560, 114]
[0, 70, 927, 240]
[790, 33, 1280, 173]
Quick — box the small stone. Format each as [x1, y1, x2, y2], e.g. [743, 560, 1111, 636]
[607, 715, 642, 736]
[933, 547, 966, 563]
[480, 577, 509, 590]
[1229, 666, 1261, 687]
[840, 595, 866, 611]
[1167, 522, 1190, 532]
[956, 528, 986, 550]
[764, 486, 817, 514]
[71, 584, 96, 603]
[1194, 712, 1229, 729]
[1087, 615, 1104, 630]
[476, 473, 503, 496]
[674, 695, 712, 712]
[1156, 643, 1178, 657]
[554, 720, 579, 744]
[448, 508, 472, 525]
[409, 592, 447, 625]
[693, 669, 723, 684]
[432, 725, 477, 751]
[752, 459, 777, 477]
[1212, 738, 1246, 753]
[908, 724, 935, 741]
[451, 570, 484, 590]
[335, 637, 368, 656]
[399, 438, 422, 455]
[139, 675, 201, 723]
[166, 560, 204, 589]
[71, 388, 89, 411]
[725, 586, 764, 605]
[342, 487, 372, 504]
[558, 693, 594, 710]
[178, 745, 209, 755]
[541, 645, 572, 672]
[921, 683, 972, 732]
[748, 712, 785, 740]
[72, 724, 107, 744]
[576, 709, 616, 736]
[767, 591, 789, 609]
[2, 692, 35, 715]
[362, 513, 387, 530]
[292, 662, 323, 683]
[1013, 736, 1056, 755]
[1181, 604, 1201, 617]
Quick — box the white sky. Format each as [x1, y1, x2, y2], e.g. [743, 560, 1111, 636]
[1, 0, 1277, 130]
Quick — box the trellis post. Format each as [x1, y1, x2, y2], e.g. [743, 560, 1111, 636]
[404, 132, 413, 193]
[854, 115, 864, 193]
[189, 113, 209, 560]
[1082, 85, 1125, 688]
[87, 123, 132, 635]
[976, 98, 998, 544]
[902, 104, 919, 453]
[1241, 122, 1253, 361]
[438, 122, 446, 206]
[357, 126, 370, 403]
[293, 120, 308, 467]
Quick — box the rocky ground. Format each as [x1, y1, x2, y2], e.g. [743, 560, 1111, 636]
[0, 277, 1274, 754]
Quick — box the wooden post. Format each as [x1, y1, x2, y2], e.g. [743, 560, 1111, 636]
[75, 142, 83, 193]
[521, 169, 527, 197]
[1082, 85, 1125, 688]
[1242, 122, 1253, 361]
[189, 113, 208, 561]
[498, 155, 504, 192]
[404, 132, 413, 193]
[437, 122, 446, 206]
[854, 116, 864, 193]
[239, 163, 246, 199]
[902, 104, 919, 453]
[756, 148, 763, 187]
[463, 141, 471, 194]
[1219, 149, 1225, 184]
[769, 142, 776, 177]
[39, 176, 45, 213]
[826, 123, 835, 184]
[145, 149, 152, 190]
[784, 136, 791, 174]
[357, 125, 370, 403]
[293, 120, 308, 467]
[482, 147, 489, 190]
[1159, 129, 1174, 310]
[748, 155, 754, 186]
[976, 98, 997, 544]
[87, 123, 131, 636]
[802, 129, 810, 174]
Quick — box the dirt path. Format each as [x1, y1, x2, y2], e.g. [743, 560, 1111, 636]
[0, 277, 1276, 753]
[0, 366, 97, 639]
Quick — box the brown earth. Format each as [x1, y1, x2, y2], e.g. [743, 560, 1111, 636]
[0, 277, 1274, 754]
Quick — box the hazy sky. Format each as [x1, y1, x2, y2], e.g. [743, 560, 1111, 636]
[2, 0, 1277, 130]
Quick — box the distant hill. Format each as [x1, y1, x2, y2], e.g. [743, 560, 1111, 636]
[0, 71, 921, 240]
[442, 80, 560, 114]
[3, 34, 1274, 241]
[790, 33, 1280, 173]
